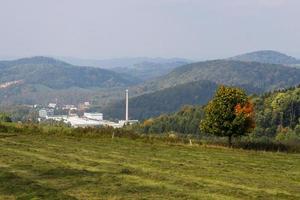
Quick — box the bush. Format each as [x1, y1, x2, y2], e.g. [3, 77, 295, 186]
[275, 127, 300, 142]
[0, 113, 12, 123]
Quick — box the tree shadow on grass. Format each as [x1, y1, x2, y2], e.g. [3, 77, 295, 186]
[0, 133, 18, 138]
[0, 167, 78, 200]
[40, 167, 96, 178]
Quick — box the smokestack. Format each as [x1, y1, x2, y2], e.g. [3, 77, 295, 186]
[125, 89, 129, 121]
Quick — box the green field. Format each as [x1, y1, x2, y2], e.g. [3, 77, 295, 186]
[0, 134, 299, 200]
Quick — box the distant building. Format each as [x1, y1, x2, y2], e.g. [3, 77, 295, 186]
[119, 120, 139, 126]
[47, 115, 68, 121]
[39, 108, 54, 118]
[65, 116, 101, 128]
[38, 89, 139, 129]
[48, 103, 57, 108]
[78, 102, 90, 110]
[62, 105, 77, 110]
[83, 112, 103, 121]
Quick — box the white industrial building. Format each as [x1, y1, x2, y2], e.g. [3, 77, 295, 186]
[40, 89, 138, 128]
[65, 116, 101, 128]
[83, 113, 103, 121]
[62, 105, 77, 110]
[46, 115, 68, 121]
[48, 103, 57, 108]
[39, 108, 54, 118]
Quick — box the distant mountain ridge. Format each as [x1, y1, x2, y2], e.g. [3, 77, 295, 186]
[140, 59, 300, 94]
[111, 61, 188, 81]
[59, 57, 191, 81]
[59, 57, 191, 69]
[2, 51, 300, 119]
[0, 56, 140, 106]
[102, 58, 300, 119]
[100, 53, 300, 119]
[0, 56, 69, 66]
[0, 56, 139, 89]
[229, 50, 300, 65]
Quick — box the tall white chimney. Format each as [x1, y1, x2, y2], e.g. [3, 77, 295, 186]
[125, 89, 129, 121]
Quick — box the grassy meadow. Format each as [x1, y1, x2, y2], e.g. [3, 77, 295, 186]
[0, 133, 299, 200]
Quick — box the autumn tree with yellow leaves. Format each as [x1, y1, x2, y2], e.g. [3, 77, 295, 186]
[200, 86, 255, 145]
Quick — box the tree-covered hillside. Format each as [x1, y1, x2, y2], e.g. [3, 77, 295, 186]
[253, 85, 300, 138]
[230, 50, 300, 65]
[134, 85, 300, 143]
[138, 105, 204, 135]
[110, 61, 188, 81]
[0, 56, 139, 89]
[100, 59, 300, 120]
[142, 60, 300, 93]
[0, 57, 139, 105]
[97, 80, 218, 120]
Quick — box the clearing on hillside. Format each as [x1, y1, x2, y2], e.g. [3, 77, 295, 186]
[0, 134, 299, 199]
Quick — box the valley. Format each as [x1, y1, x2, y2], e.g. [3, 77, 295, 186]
[1, 50, 300, 121]
[1, 2, 300, 199]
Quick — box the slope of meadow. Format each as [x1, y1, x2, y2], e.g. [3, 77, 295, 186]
[0, 133, 299, 199]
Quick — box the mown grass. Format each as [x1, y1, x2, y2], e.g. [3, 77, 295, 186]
[0, 133, 299, 200]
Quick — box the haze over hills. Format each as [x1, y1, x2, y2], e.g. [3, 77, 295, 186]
[102, 58, 300, 120]
[0, 56, 139, 89]
[229, 50, 300, 65]
[110, 61, 188, 81]
[2, 50, 300, 119]
[100, 53, 300, 119]
[0, 56, 139, 105]
[59, 57, 191, 81]
[140, 59, 300, 94]
[59, 57, 191, 69]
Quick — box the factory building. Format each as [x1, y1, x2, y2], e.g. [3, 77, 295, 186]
[39, 89, 138, 128]
[83, 113, 103, 121]
[39, 108, 54, 118]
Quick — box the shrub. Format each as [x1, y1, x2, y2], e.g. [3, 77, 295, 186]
[0, 113, 12, 123]
[275, 127, 300, 142]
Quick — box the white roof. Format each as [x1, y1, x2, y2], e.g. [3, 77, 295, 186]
[66, 116, 101, 126]
[84, 112, 103, 116]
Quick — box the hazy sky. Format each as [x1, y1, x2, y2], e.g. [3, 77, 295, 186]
[0, 0, 299, 60]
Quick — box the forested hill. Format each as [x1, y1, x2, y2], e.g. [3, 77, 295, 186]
[110, 61, 188, 81]
[99, 80, 218, 120]
[0, 56, 141, 106]
[135, 85, 300, 137]
[100, 59, 300, 120]
[141, 59, 300, 93]
[229, 50, 300, 65]
[60, 57, 190, 81]
[0, 56, 139, 89]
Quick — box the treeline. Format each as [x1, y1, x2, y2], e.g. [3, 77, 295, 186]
[0, 122, 298, 152]
[253, 85, 300, 140]
[131, 85, 300, 143]
[1, 85, 300, 152]
[132, 105, 204, 135]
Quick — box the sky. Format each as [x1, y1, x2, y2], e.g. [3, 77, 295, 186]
[0, 0, 299, 60]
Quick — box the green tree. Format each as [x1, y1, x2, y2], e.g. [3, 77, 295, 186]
[0, 113, 12, 122]
[200, 86, 255, 145]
